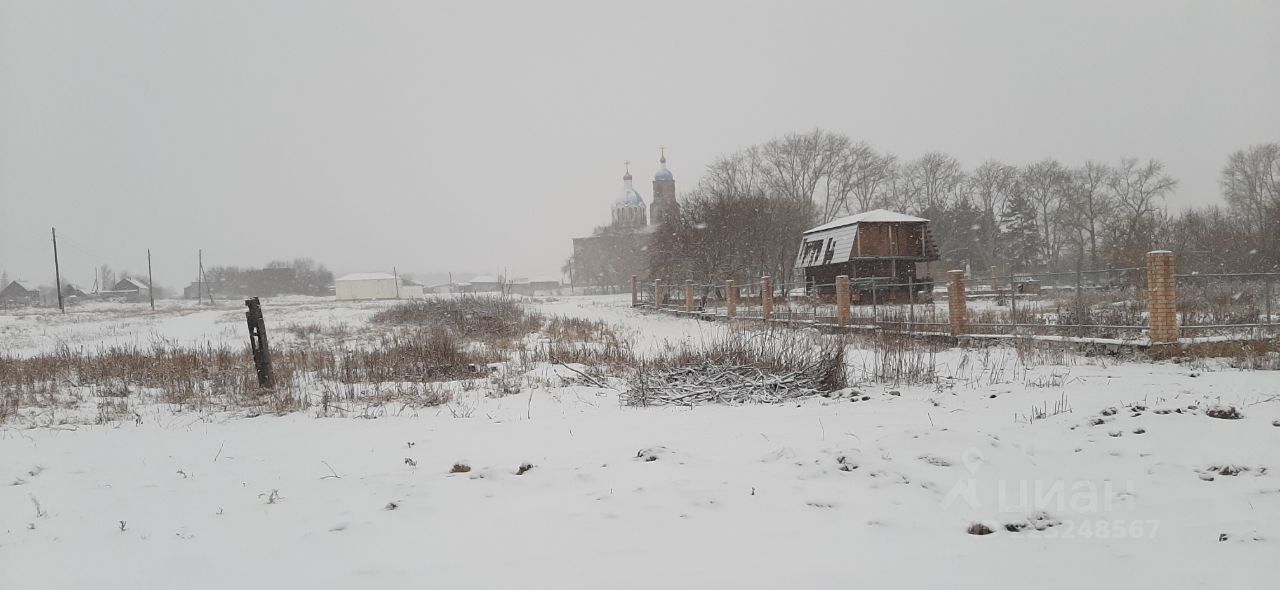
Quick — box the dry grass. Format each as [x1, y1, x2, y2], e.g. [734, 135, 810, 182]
[850, 331, 940, 386]
[372, 295, 542, 344]
[526, 315, 635, 370]
[0, 344, 309, 422]
[0, 297, 552, 424]
[1, 298, 642, 424]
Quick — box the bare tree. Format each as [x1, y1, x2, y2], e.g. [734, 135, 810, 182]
[97, 264, 115, 292]
[1020, 159, 1072, 270]
[969, 160, 1020, 266]
[1220, 143, 1280, 265]
[1221, 143, 1280, 233]
[1105, 158, 1178, 266]
[701, 146, 770, 201]
[760, 129, 845, 205]
[898, 152, 965, 214]
[822, 141, 896, 220]
[1062, 161, 1113, 271]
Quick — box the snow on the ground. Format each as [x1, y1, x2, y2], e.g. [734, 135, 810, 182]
[3, 295, 1280, 589]
[0, 296, 396, 357]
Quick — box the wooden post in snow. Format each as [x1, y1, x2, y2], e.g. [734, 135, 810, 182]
[245, 297, 275, 389]
[630, 275, 638, 307]
[654, 279, 664, 308]
[684, 280, 694, 313]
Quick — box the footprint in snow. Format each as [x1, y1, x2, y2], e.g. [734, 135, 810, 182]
[918, 455, 952, 467]
[636, 446, 674, 462]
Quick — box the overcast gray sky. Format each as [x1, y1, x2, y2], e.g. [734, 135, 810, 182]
[2, 0, 1277, 289]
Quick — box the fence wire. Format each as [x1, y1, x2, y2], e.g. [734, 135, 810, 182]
[631, 268, 1280, 342]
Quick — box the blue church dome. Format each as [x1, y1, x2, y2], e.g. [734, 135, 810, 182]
[614, 186, 645, 208]
[614, 164, 646, 208]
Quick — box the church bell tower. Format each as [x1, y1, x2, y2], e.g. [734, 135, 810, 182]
[650, 147, 678, 225]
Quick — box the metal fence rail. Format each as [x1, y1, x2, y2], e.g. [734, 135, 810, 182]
[627, 263, 1279, 345]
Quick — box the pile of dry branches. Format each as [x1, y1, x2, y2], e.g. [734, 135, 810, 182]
[623, 326, 846, 406]
[626, 362, 836, 406]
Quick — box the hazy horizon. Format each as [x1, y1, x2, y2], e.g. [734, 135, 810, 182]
[3, 0, 1278, 289]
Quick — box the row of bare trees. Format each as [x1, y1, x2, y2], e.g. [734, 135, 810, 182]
[651, 129, 1278, 282]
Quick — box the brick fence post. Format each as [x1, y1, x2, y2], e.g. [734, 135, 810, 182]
[630, 275, 638, 307]
[835, 275, 850, 326]
[654, 279, 664, 308]
[726, 279, 737, 317]
[948, 270, 968, 335]
[761, 276, 773, 321]
[1146, 250, 1179, 344]
[685, 280, 695, 313]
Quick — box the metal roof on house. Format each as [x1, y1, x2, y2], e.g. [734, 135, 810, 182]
[117, 277, 150, 290]
[336, 273, 397, 281]
[803, 209, 928, 234]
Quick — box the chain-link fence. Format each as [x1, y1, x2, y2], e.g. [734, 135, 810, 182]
[1176, 272, 1279, 340]
[631, 264, 1279, 343]
[963, 267, 1149, 338]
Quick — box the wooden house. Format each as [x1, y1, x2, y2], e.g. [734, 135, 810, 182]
[61, 283, 89, 301]
[183, 281, 209, 300]
[795, 209, 940, 302]
[465, 275, 503, 293]
[0, 280, 42, 306]
[100, 277, 151, 302]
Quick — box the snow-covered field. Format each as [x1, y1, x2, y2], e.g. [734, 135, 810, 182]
[3, 295, 1279, 588]
[0, 296, 395, 358]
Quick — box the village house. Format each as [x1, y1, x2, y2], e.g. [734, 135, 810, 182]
[398, 278, 426, 299]
[183, 281, 212, 300]
[795, 209, 940, 302]
[188, 266, 302, 299]
[429, 282, 464, 295]
[61, 283, 89, 301]
[465, 275, 503, 293]
[334, 273, 401, 300]
[100, 277, 151, 302]
[0, 280, 42, 306]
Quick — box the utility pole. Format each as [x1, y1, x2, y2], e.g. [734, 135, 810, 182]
[51, 227, 64, 313]
[393, 266, 401, 299]
[147, 249, 156, 311]
[198, 249, 214, 305]
[197, 249, 204, 305]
